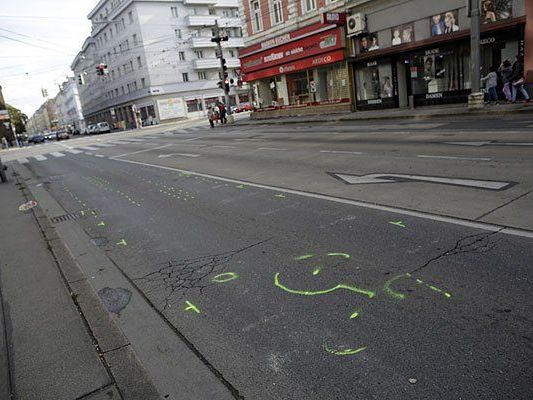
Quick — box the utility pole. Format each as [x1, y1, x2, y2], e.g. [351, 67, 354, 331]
[212, 20, 233, 120]
[468, 0, 483, 108]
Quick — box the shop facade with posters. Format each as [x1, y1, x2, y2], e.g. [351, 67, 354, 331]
[240, 23, 351, 115]
[348, 0, 528, 110]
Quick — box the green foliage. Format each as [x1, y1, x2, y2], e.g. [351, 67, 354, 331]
[7, 104, 28, 134]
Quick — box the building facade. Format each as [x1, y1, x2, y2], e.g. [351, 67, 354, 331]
[239, 0, 531, 117]
[54, 77, 86, 133]
[72, 0, 247, 128]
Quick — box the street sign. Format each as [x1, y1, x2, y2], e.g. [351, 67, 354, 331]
[322, 12, 347, 25]
[329, 172, 515, 191]
[310, 81, 317, 93]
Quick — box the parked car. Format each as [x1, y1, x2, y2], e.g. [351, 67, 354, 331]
[234, 103, 254, 113]
[86, 125, 97, 135]
[28, 134, 45, 144]
[45, 132, 57, 140]
[96, 122, 111, 134]
[57, 131, 70, 140]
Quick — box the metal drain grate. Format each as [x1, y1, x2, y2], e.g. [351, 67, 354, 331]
[50, 212, 83, 223]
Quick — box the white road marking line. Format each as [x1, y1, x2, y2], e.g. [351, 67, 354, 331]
[159, 153, 201, 158]
[320, 150, 363, 155]
[78, 146, 100, 151]
[108, 140, 134, 145]
[120, 138, 146, 142]
[177, 144, 206, 147]
[212, 145, 237, 149]
[95, 154, 106, 158]
[112, 144, 173, 159]
[143, 136, 158, 139]
[18, 158, 29, 164]
[57, 143, 74, 150]
[184, 136, 201, 141]
[92, 143, 115, 147]
[110, 158, 533, 239]
[50, 152, 65, 158]
[258, 147, 287, 151]
[33, 155, 47, 161]
[85, 152, 93, 156]
[417, 155, 491, 161]
[65, 149, 83, 154]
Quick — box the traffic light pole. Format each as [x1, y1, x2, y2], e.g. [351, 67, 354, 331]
[214, 20, 232, 117]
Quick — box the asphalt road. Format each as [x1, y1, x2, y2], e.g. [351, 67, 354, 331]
[5, 115, 533, 399]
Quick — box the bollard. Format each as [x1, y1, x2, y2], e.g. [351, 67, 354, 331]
[0, 156, 7, 183]
[468, 92, 485, 110]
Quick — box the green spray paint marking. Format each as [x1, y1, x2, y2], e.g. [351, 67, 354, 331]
[324, 345, 367, 356]
[184, 301, 200, 314]
[389, 221, 407, 228]
[236, 184, 245, 189]
[295, 254, 314, 261]
[116, 239, 127, 246]
[383, 274, 408, 300]
[327, 253, 351, 259]
[312, 268, 321, 276]
[349, 311, 360, 319]
[97, 221, 106, 227]
[274, 273, 375, 298]
[275, 194, 286, 198]
[212, 272, 239, 283]
[80, 210, 85, 216]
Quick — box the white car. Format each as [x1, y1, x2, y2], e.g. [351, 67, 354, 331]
[86, 125, 97, 135]
[96, 122, 111, 134]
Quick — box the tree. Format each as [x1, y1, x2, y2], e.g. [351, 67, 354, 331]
[7, 104, 28, 134]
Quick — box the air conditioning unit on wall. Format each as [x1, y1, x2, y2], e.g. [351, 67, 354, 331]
[346, 13, 366, 37]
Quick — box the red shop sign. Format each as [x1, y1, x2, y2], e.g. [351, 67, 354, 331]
[243, 49, 345, 81]
[240, 27, 344, 75]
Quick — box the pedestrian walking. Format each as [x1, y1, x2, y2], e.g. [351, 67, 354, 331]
[499, 60, 513, 102]
[511, 55, 530, 103]
[481, 66, 499, 103]
[207, 106, 215, 128]
[218, 102, 227, 124]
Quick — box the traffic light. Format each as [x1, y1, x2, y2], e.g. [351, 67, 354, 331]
[221, 58, 228, 73]
[217, 81, 223, 89]
[78, 73, 85, 85]
[220, 35, 229, 42]
[224, 79, 230, 93]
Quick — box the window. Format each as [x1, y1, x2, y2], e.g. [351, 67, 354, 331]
[178, 51, 186, 61]
[115, 88, 119, 96]
[187, 99, 203, 112]
[171, 6, 178, 17]
[133, 81, 138, 90]
[133, 34, 138, 46]
[182, 73, 189, 82]
[302, 0, 316, 13]
[128, 11, 134, 23]
[141, 78, 146, 88]
[190, 8, 198, 15]
[209, 8, 216, 15]
[137, 56, 142, 68]
[229, 50, 235, 58]
[198, 72, 208, 80]
[174, 29, 182, 39]
[125, 39, 130, 50]
[194, 50, 203, 59]
[271, 0, 283, 24]
[130, 60, 134, 71]
[103, 32, 108, 42]
[121, 86, 125, 94]
[250, 0, 262, 33]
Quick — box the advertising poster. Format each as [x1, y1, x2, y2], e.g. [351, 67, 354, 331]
[157, 98, 186, 120]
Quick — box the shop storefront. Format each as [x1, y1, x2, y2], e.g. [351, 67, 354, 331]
[350, 7, 526, 110]
[240, 23, 351, 114]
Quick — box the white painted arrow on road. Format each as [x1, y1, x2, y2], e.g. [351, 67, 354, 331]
[444, 141, 533, 147]
[330, 173, 514, 191]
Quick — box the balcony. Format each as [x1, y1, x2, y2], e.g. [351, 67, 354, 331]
[193, 58, 241, 70]
[191, 37, 244, 48]
[184, 0, 217, 4]
[213, 0, 239, 6]
[185, 15, 241, 27]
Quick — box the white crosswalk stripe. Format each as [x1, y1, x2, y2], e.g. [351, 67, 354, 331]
[92, 143, 115, 147]
[66, 149, 83, 154]
[78, 146, 100, 151]
[18, 158, 29, 164]
[51, 152, 65, 158]
[120, 138, 146, 142]
[34, 155, 47, 161]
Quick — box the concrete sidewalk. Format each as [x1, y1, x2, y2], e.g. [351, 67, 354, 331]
[0, 171, 160, 399]
[235, 101, 533, 126]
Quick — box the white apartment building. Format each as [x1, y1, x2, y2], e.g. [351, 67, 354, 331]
[72, 0, 246, 128]
[54, 77, 86, 133]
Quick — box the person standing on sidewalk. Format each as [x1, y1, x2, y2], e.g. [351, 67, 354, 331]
[499, 60, 513, 102]
[218, 102, 227, 124]
[511, 55, 530, 103]
[207, 106, 215, 128]
[481, 66, 499, 103]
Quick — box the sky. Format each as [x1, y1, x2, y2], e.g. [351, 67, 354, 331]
[0, 0, 96, 116]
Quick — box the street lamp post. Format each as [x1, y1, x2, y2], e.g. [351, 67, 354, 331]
[468, 0, 484, 109]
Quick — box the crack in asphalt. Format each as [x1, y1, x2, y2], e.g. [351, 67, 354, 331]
[409, 229, 503, 275]
[134, 238, 271, 311]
